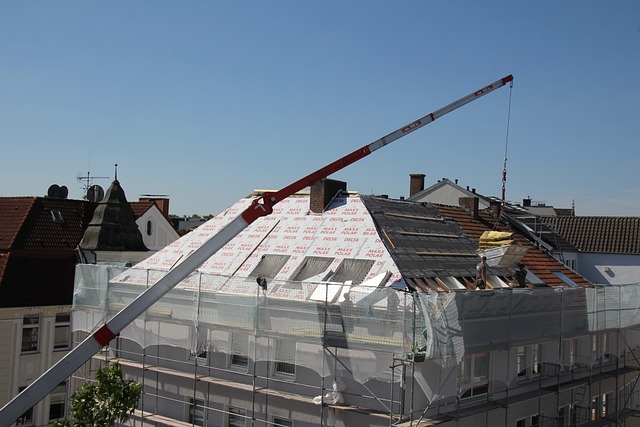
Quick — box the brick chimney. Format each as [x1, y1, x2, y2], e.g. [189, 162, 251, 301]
[459, 196, 479, 219]
[140, 196, 170, 220]
[489, 200, 502, 218]
[409, 173, 426, 197]
[310, 179, 347, 213]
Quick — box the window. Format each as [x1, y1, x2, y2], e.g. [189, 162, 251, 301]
[49, 382, 67, 422]
[601, 392, 612, 418]
[560, 339, 576, 371]
[329, 259, 374, 285]
[54, 313, 71, 351]
[191, 327, 208, 362]
[51, 209, 64, 223]
[532, 344, 541, 376]
[146, 220, 153, 236]
[525, 269, 546, 286]
[16, 387, 33, 425]
[458, 352, 488, 398]
[289, 256, 334, 282]
[22, 315, 40, 353]
[591, 396, 598, 421]
[273, 416, 293, 427]
[558, 406, 569, 427]
[274, 340, 295, 377]
[517, 344, 542, 380]
[189, 398, 205, 426]
[515, 419, 525, 427]
[593, 333, 613, 365]
[531, 413, 543, 426]
[228, 406, 246, 427]
[230, 332, 249, 368]
[249, 254, 291, 279]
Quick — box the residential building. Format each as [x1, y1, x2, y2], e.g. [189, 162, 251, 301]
[0, 196, 94, 426]
[132, 196, 180, 251]
[72, 179, 640, 427]
[408, 175, 492, 210]
[536, 216, 640, 286]
[0, 178, 178, 426]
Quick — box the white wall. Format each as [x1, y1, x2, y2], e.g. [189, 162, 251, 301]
[412, 184, 489, 208]
[0, 305, 72, 426]
[136, 206, 180, 251]
[577, 253, 640, 285]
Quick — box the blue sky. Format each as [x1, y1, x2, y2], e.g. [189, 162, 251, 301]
[1, 1, 639, 217]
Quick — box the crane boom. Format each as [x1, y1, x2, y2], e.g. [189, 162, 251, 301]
[0, 74, 512, 426]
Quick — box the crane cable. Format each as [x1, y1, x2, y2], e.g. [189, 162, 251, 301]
[494, 79, 514, 230]
[502, 80, 514, 207]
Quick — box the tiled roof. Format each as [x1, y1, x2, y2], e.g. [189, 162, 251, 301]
[0, 196, 97, 308]
[130, 200, 155, 218]
[0, 197, 95, 251]
[435, 205, 590, 288]
[361, 196, 486, 279]
[20, 198, 96, 251]
[538, 216, 640, 254]
[503, 214, 578, 253]
[0, 197, 36, 250]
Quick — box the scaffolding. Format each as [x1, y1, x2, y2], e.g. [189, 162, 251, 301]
[72, 264, 640, 426]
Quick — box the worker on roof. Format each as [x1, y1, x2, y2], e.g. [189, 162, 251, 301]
[476, 256, 487, 289]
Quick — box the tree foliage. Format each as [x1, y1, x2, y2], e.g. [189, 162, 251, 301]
[54, 361, 142, 427]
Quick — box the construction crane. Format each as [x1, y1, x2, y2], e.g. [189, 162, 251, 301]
[0, 74, 513, 426]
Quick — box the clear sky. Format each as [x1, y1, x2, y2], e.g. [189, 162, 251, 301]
[1, 1, 639, 217]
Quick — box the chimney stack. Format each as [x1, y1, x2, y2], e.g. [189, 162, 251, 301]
[489, 200, 502, 218]
[459, 196, 479, 219]
[409, 173, 426, 197]
[310, 179, 347, 213]
[523, 197, 532, 207]
[140, 196, 170, 220]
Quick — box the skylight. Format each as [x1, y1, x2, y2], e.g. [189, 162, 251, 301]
[51, 210, 64, 224]
[551, 270, 579, 287]
[525, 269, 546, 287]
[249, 254, 290, 279]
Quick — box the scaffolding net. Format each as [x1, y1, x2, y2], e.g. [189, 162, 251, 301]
[73, 264, 640, 406]
[73, 264, 422, 385]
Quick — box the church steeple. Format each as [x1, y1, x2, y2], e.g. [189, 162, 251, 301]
[79, 173, 148, 252]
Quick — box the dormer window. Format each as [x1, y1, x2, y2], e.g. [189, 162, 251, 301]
[51, 210, 64, 223]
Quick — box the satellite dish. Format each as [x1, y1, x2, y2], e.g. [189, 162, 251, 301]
[87, 185, 105, 202]
[47, 184, 61, 198]
[60, 185, 68, 199]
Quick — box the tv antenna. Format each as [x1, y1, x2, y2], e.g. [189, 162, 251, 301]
[77, 171, 109, 202]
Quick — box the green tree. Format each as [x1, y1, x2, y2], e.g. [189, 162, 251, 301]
[54, 361, 142, 427]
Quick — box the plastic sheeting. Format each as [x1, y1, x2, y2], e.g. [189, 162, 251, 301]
[73, 263, 640, 399]
[73, 264, 417, 384]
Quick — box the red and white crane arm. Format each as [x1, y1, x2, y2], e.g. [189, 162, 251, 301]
[0, 74, 512, 426]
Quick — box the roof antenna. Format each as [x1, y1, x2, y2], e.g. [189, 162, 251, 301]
[114, 163, 118, 181]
